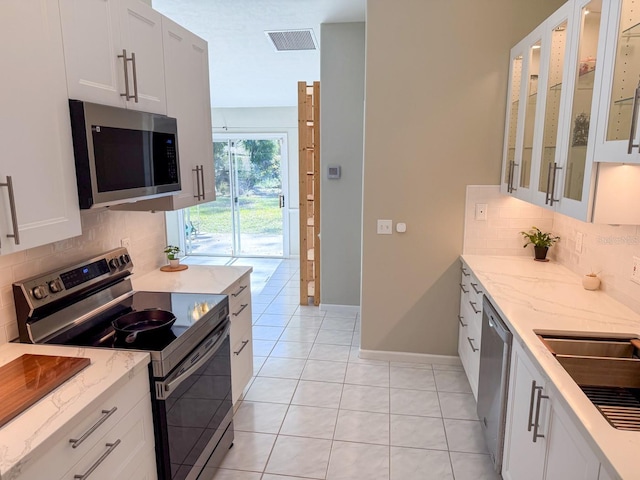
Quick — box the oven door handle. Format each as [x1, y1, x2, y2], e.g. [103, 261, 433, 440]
[158, 322, 230, 399]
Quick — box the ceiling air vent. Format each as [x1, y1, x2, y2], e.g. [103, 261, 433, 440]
[265, 29, 317, 51]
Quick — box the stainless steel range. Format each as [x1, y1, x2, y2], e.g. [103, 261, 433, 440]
[13, 248, 233, 480]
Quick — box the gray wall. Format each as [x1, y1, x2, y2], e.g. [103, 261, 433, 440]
[320, 22, 366, 307]
[360, 0, 565, 355]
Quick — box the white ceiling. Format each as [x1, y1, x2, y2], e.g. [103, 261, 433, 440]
[153, 0, 366, 108]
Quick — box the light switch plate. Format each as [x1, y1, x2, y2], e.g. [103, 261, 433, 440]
[377, 219, 392, 235]
[575, 232, 583, 254]
[475, 204, 488, 221]
[632, 256, 640, 285]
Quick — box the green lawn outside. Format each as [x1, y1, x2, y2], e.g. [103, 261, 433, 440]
[189, 195, 282, 235]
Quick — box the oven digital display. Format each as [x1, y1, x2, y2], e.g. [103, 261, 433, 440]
[60, 260, 110, 289]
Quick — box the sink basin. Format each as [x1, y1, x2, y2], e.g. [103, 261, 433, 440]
[537, 332, 640, 431]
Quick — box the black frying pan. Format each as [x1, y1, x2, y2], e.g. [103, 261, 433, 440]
[112, 309, 176, 344]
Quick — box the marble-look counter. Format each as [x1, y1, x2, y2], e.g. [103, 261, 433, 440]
[0, 343, 149, 480]
[462, 255, 640, 480]
[132, 265, 252, 294]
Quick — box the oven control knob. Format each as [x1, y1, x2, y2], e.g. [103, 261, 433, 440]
[109, 258, 121, 270]
[31, 285, 48, 300]
[48, 280, 63, 293]
[119, 254, 129, 265]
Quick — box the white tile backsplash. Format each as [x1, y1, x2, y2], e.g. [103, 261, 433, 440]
[0, 209, 166, 344]
[464, 185, 640, 315]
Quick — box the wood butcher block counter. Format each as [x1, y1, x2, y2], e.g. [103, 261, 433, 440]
[0, 343, 149, 480]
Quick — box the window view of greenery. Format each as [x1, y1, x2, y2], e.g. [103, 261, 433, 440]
[185, 138, 284, 257]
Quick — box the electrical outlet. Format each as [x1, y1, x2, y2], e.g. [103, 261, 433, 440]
[632, 256, 640, 285]
[377, 219, 393, 235]
[121, 237, 131, 249]
[575, 232, 583, 254]
[475, 204, 488, 221]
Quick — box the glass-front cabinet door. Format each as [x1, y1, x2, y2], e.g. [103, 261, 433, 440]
[594, 0, 640, 163]
[532, 5, 572, 207]
[556, 0, 605, 219]
[501, 28, 544, 202]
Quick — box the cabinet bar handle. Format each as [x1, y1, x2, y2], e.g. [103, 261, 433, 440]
[532, 387, 549, 443]
[527, 380, 538, 432]
[200, 165, 206, 201]
[470, 283, 482, 295]
[469, 301, 481, 314]
[0, 176, 20, 245]
[130, 51, 139, 103]
[628, 81, 640, 154]
[73, 439, 121, 479]
[233, 303, 248, 316]
[460, 267, 470, 277]
[458, 315, 467, 327]
[459, 283, 469, 294]
[234, 339, 249, 355]
[193, 165, 203, 200]
[232, 284, 247, 297]
[118, 49, 132, 100]
[507, 161, 514, 193]
[545, 162, 553, 205]
[69, 407, 117, 448]
[467, 337, 479, 352]
[549, 163, 562, 206]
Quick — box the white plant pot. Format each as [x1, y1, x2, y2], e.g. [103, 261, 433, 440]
[169, 258, 180, 268]
[582, 274, 600, 291]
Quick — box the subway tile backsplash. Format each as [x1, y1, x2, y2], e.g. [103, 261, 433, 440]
[464, 185, 640, 316]
[0, 209, 166, 344]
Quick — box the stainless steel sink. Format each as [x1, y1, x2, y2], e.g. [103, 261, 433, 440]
[537, 331, 640, 431]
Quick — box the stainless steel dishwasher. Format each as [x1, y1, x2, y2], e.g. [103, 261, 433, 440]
[477, 296, 512, 473]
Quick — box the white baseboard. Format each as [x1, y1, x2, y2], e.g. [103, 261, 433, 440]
[359, 348, 462, 366]
[319, 304, 361, 316]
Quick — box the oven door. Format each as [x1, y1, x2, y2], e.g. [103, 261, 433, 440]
[152, 318, 233, 480]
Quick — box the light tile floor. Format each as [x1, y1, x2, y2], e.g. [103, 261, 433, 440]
[206, 258, 499, 480]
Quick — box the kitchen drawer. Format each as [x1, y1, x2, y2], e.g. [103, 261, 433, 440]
[64, 394, 155, 480]
[459, 294, 482, 331]
[231, 326, 253, 404]
[229, 283, 252, 344]
[458, 322, 480, 399]
[225, 274, 251, 307]
[19, 368, 150, 480]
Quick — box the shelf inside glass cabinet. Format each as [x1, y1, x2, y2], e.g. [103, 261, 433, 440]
[622, 21, 640, 38]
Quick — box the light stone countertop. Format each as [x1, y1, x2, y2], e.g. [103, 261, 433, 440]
[131, 265, 253, 294]
[0, 343, 149, 480]
[462, 254, 640, 480]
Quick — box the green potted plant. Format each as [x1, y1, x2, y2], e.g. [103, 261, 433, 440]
[519, 226, 560, 261]
[163, 245, 181, 267]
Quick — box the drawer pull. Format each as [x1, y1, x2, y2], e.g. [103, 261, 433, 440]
[469, 301, 481, 314]
[232, 285, 247, 297]
[73, 439, 121, 479]
[234, 339, 249, 356]
[458, 315, 467, 327]
[470, 283, 482, 295]
[459, 283, 469, 294]
[460, 267, 470, 277]
[467, 337, 479, 352]
[532, 387, 549, 443]
[69, 407, 117, 449]
[233, 303, 249, 317]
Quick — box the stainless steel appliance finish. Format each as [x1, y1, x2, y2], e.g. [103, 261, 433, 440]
[68, 100, 181, 209]
[13, 248, 234, 480]
[477, 296, 512, 473]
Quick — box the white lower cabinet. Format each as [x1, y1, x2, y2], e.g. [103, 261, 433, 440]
[18, 368, 156, 480]
[503, 341, 600, 480]
[224, 272, 254, 404]
[458, 261, 483, 399]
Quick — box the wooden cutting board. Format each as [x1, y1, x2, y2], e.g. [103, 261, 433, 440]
[0, 354, 90, 428]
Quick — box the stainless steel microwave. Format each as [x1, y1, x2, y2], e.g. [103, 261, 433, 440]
[69, 100, 181, 209]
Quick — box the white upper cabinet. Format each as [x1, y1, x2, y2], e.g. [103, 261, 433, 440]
[593, 0, 640, 163]
[0, 0, 82, 255]
[115, 16, 215, 211]
[502, 0, 640, 224]
[60, 0, 166, 114]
